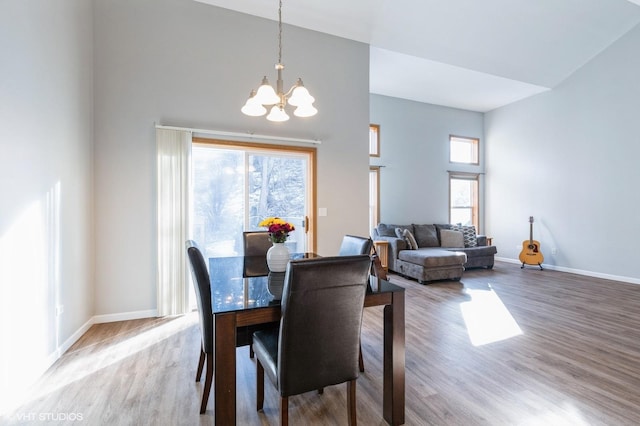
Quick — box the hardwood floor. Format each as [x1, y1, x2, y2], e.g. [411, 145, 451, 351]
[4, 261, 640, 425]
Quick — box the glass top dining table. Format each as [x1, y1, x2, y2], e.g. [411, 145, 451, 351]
[207, 253, 405, 425]
[208, 253, 321, 313]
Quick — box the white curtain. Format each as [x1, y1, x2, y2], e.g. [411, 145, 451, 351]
[156, 128, 192, 316]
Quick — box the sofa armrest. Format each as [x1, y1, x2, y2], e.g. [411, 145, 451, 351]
[373, 236, 406, 272]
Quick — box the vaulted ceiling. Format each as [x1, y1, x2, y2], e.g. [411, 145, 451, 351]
[196, 0, 640, 112]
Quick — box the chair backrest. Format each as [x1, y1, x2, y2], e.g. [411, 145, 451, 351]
[277, 255, 371, 396]
[338, 234, 373, 256]
[186, 240, 213, 354]
[243, 231, 272, 256]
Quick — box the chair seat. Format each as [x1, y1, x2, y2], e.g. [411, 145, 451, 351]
[253, 329, 279, 387]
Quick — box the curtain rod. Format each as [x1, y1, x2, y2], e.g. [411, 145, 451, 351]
[155, 124, 321, 145]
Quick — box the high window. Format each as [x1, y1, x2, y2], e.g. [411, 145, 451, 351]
[450, 135, 479, 165]
[369, 124, 380, 157]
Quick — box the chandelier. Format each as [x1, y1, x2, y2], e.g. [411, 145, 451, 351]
[241, 0, 317, 122]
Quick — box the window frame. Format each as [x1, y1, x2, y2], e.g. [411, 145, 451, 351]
[369, 166, 381, 233]
[369, 124, 380, 157]
[191, 137, 317, 253]
[448, 171, 480, 232]
[449, 135, 479, 165]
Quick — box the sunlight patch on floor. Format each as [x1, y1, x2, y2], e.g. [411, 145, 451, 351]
[7, 314, 196, 415]
[516, 401, 591, 426]
[460, 285, 522, 346]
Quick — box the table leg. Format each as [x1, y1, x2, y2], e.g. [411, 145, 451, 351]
[383, 292, 405, 425]
[214, 313, 237, 424]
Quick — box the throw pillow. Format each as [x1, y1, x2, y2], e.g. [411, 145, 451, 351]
[412, 224, 439, 247]
[435, 224, 453, 243]
[440, 230, 465, 248]
[394, 227, 409, 249]
[394, 227, 404, 239]
[451, 224, 478, 248]
[403, 229, 419, 250]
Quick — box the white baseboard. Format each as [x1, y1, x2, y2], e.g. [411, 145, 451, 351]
[50, 317, 95, 363]
[495, 256, 640, 285]
[92, 309, 158, 324]
[46, 310, 157, 372]
[43, 309, 157, 368]
[0, 309, 158, 416]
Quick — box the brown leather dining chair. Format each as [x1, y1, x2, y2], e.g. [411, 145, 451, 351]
[252, 255, 372, 425]
[242, 230, 275, 358]
[185, 241, 215, 414]
[338, 234, 373, 256]
[186, 240, 275, 414]
[338, 234, 374, 372]
[243, 230, 273, 256]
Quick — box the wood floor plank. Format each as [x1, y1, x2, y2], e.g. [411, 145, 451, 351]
[3, 261, 640, 425]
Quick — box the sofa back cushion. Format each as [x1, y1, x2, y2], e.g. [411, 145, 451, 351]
[440, 230, 465, 248]
[435, 224, 452, 243]
[377, 223, 412, 237]
[412, 224, 439, 247]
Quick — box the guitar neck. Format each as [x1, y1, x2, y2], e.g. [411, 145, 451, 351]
[529, 216, 534, 243]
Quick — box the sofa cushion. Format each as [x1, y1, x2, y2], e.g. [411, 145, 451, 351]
[377, 223, 397, 237]
[451, 224, 478, 248]
[395, 227, 414, 250]
[435, 224, 452, 243]
[440, 230, 465, 248]
[394, 227, 404, 239]
[413, 224, 439, 247]
[399, 248, 466, 267]
[377, 223, 411, 237]
[403, 229, 419, 250]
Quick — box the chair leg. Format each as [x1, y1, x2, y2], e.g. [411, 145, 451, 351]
[280, 396, 289, 426]
[347, 379, 357, 426]
[358, 345, 365, 373]
[200, 355, 213, 414]
[196, 347, 206, 382]
[256, 360, 264, 411]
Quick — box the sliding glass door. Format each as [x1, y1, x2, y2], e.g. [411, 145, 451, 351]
[191, 139, 315, 258]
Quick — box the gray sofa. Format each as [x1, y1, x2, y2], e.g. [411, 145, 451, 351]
[372, 223, 497, 284]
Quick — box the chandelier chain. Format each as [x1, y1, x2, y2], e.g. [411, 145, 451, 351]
[278, 0, 283, 65]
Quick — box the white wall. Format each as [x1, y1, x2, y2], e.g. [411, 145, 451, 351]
[485, 23, 640, 281]
[370, 94, 485, 230]
[0, 0, 94, 413]
[93, 0, 370, 316]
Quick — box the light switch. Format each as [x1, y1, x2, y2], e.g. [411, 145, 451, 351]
[318, 207, 327, 216]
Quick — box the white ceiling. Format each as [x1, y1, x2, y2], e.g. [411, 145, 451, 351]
[196, 0, 640, 112]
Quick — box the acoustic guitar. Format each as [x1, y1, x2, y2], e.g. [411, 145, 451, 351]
[519, 216, 544, 270]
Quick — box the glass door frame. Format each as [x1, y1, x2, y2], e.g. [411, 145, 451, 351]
[192, 137, 317, 253]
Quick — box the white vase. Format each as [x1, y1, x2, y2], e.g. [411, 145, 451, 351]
[266, 242, 290, 272]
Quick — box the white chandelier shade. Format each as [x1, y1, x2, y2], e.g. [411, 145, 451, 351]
[241, 0, 317, 122]
[240, 90, 268, 117]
